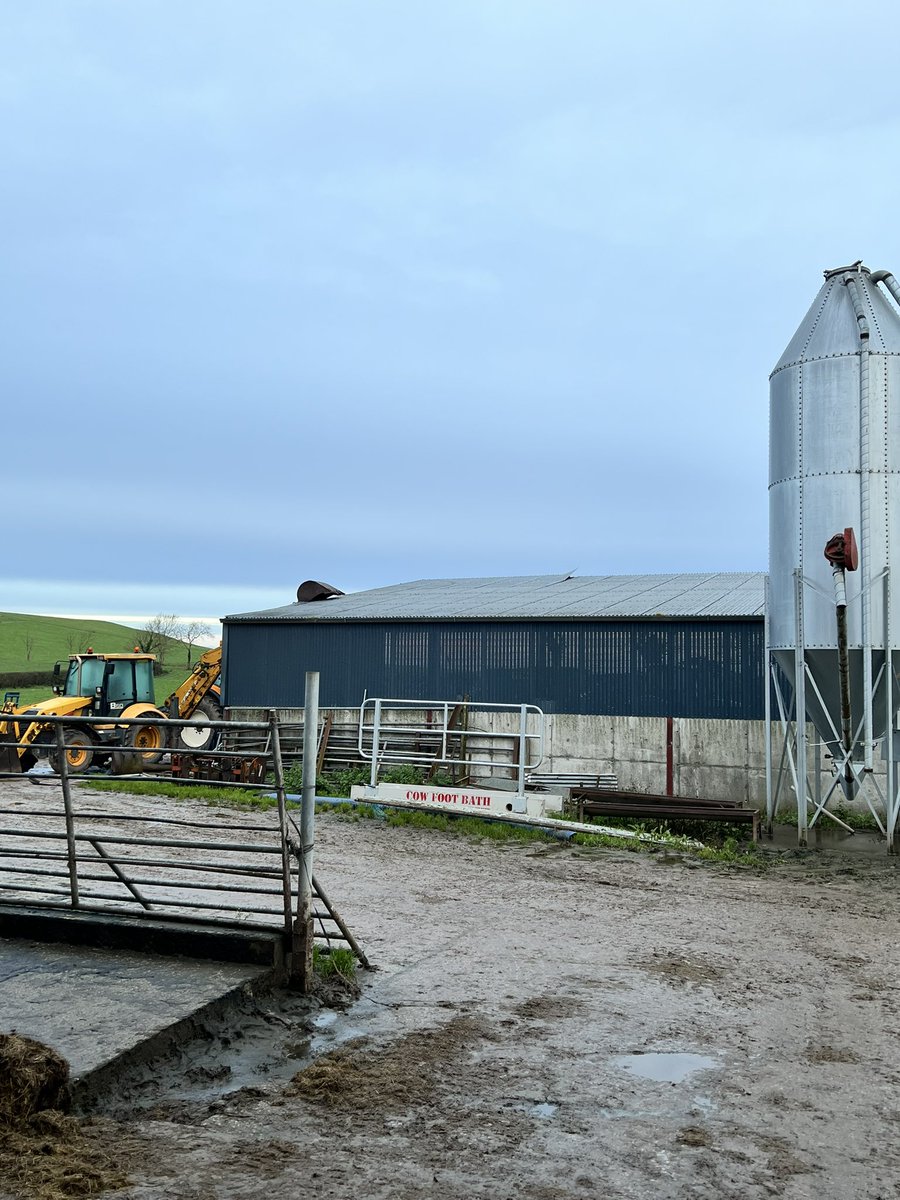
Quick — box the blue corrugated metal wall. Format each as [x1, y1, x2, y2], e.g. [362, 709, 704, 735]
[223, 619, 766, 718]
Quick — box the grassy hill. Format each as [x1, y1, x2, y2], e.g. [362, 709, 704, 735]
[0, 612, 199, 705]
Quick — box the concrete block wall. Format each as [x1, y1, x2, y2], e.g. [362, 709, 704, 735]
[537, 714, 760, 802]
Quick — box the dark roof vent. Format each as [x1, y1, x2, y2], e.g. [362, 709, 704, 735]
[296, 580, 345, 603]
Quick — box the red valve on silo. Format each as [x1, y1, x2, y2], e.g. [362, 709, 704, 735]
[824, 528, 859, 571]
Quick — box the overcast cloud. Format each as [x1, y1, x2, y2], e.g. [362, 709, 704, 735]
[3, 1, 900, 622]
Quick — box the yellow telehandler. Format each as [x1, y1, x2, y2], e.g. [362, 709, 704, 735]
[0, 645, 223, 774]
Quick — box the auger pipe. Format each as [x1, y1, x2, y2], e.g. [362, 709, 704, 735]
[869, 269, 900, 312]
[843, 273, 875, 772]
[832, 564, 855, 797]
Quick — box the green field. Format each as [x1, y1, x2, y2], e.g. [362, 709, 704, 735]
[0, 612, 201, 706]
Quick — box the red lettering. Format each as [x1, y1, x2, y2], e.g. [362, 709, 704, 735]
[405, 788, 498, 807]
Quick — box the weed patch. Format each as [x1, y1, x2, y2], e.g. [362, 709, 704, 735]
[313, 945, 357, 983]
[303, 764, 456, 797]
[82, 779, 278, 809]
[773, 804, 881, 832]
[695, 835, 766, 865]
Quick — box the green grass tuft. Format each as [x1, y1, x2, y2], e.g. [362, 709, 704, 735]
[313, 944, 357, 982]
[772, 803, 881, 832]
[82, 778, 279, 808]
[694, 835, 766, 865]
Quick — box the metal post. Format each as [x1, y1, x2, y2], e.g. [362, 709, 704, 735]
[764, 576, 774, 837]
[293, 672, 319, 991]
[885, 570, 897, 853]
[771, 669, 794, 821]
[54, 722, 79, 906]
[794, 569, 808, 847]
[665, 716, 674, 797]
[517, 704, 527, 794]
[369, 698, 382, 788]
[269, 712, 294, 950]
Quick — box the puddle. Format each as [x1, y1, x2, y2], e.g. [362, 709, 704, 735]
[506, 1100, 559, 1119]
[310, 1009, 365, 1052]
[598, 1105, 662, 1119]
[530, 1102, 559, 1118]
[312, 1010, 338, 1030]
[612, 1052, 717, 1083]
[766, 825, 885, 856]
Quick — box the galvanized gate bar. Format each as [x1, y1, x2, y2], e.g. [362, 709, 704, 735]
[0, 864, 285, 897]
[88, 839, 153, 910]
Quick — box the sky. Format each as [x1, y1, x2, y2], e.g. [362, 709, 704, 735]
[4, 1, 900, 632]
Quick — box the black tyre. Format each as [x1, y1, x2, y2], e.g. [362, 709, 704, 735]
[175, 696, 223, 753]
[50, 729, 95, 775]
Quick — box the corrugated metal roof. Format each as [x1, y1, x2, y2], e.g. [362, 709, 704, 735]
[224, 573, 766, 622]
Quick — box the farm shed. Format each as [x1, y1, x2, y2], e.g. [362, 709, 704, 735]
[222, 573, 766, 719]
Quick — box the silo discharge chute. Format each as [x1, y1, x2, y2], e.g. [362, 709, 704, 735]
[823, 527, 858, 800]
[767, 263, 900, 848]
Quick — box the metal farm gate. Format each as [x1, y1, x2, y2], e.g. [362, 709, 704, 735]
[0, 700, 366, 989]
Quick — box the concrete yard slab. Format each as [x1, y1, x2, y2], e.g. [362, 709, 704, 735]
[0, 937, 266, 1082]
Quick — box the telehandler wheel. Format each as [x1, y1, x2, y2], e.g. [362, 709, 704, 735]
[173, 697, 223, 753]
[50, 729, 95, 775]
[127, 722, 166, 765]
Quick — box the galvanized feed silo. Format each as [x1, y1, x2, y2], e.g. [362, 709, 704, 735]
[768, 262, 900, 842]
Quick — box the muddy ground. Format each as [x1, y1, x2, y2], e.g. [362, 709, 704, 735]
[4, 778, 900, 1199]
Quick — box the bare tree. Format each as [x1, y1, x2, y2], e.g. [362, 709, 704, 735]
[64, 628, 95, 655]
[23, 634, 34, 662]
[176, 619, 207, 667]
[137, 614, 180, 668]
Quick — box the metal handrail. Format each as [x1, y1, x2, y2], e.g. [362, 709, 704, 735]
[358, 696, 545, 793]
